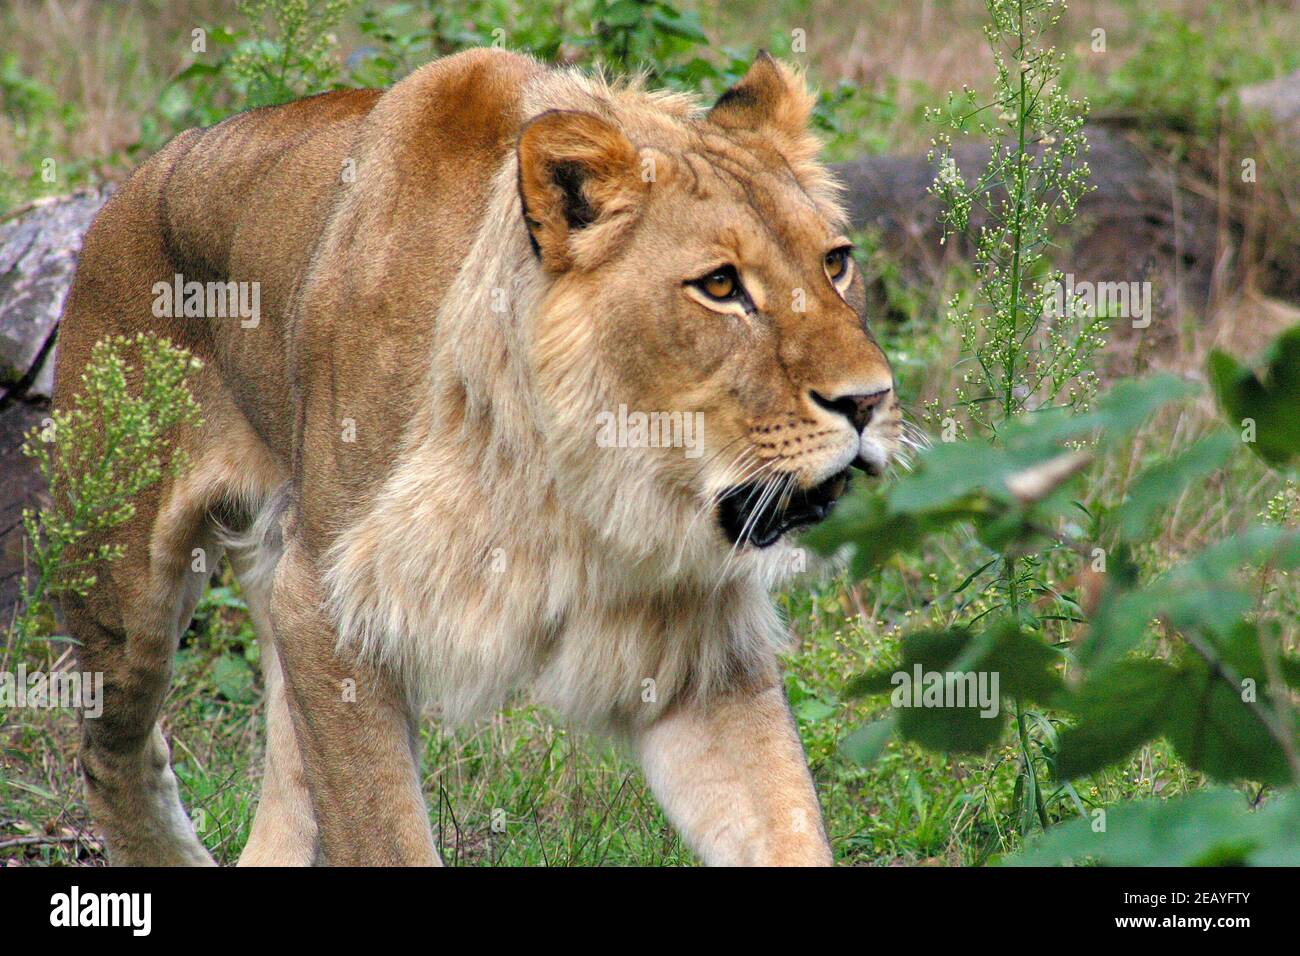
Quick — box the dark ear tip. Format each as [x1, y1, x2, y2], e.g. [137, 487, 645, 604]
[711, 51, 781, 113]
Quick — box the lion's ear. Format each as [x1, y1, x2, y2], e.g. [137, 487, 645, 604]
[517, 109, 647, 273]
[708, 51, 815, 145]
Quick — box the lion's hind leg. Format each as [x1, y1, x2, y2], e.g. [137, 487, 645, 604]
[67, 397, 286, 866]
[69, 471, 222, 867]
[225, 489, 320, 866]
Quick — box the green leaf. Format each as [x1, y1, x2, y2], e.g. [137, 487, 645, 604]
[801, 483, 993, 574]
[974, 622, 1067, 704]
[844, 665, 900, 698]
[898, 696, 1006, 753]
[650, 9, 708, 43]
[602, 0, 645, 27]
[1078, 527, 1298, 671]
[210, 654, 255, 704]
[1249, 791, 1300, 865]
[1009, 789, 1296, 866]
[793, 697, 837, 722]
[850, 624, 1065, 705]
[1164, 655, 1291, 786]
[171, 62, 221, 83]
[839, 714, 896, 766]
[951, 558, 999, 595]
[1065, 374, 1198, 449]
[1055, 659, 1180, 779]
[1183, 526, 1300, 578]
[846, 630, 1004, 752]
[889, 438, 1043, 512]
[1209, 323, 1300, 468]
[845, 624, 1063, 754]
[1068, 618, 1293, 785]
[997, 374, 1194, 458]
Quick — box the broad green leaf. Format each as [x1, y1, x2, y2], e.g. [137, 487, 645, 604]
[1078, 526, 1298, 671]
[650, 9, 709, 43]
[844, 624, 1061, 754]
[1004, 373, 1196, 453]
[793, 698, 837, 722]
[844, 666, 900, 698]
[1075, 585, 1164, 671]
[1008, 789, 1294, 866]
[801, 484, 993, 572]
[1164, 655, 1292, 786]
[1055, 659, 1180, 779]
[1209, 323, 1300, 468]
[846, 629, 1006, 752]
[1182, 526, 1300, 579]
[1065, 622, 1293, 785]
[602, 0, 645, 27]
[1081, 582, 1250, 671]
[1249, 791, 1300, 865]
[839, 714, 896, 766]
[898, 697, 1006, 753]
[967, 621, 1067, 704]
[210, 654, 255, 704]
[888, 440, 1039, 512]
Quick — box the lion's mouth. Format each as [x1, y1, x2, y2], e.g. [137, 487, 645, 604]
[717, 469, 851, 549]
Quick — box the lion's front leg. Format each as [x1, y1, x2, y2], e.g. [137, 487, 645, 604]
[635, 680, 833, 866]
[270, 539, 441, 866]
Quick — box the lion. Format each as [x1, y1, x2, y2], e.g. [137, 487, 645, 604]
[53, 47, 902, 866]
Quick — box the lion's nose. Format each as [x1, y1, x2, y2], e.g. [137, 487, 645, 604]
[810, 387, 891, 432]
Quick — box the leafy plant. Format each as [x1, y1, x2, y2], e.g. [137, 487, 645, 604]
[1008, 788, 1300, 867]
[221, 0, 359, 108]
[926, 0, 1098, 436]
[12, 334, 203, 646]
[156, 0, 869, 159]
[895, 0, 1099, 834]
[810, 321, 1300, 864]
[1210, 324, 1300, 470]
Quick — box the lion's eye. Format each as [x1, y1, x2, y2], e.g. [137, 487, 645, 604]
[825, 247, 852, 283]
[693, 266, 741, 301]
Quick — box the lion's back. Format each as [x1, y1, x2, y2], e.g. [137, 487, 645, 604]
[61, 48, 542, 468]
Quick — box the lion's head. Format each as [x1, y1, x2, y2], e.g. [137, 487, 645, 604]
[513, 54, 902, 558]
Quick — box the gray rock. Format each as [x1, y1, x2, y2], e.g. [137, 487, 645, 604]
[0, 189, 108, 388]
[0, 402, 49, 618]
[29, 347, 56, 400]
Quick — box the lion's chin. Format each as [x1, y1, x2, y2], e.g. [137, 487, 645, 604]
[716, 469, 851, 549]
